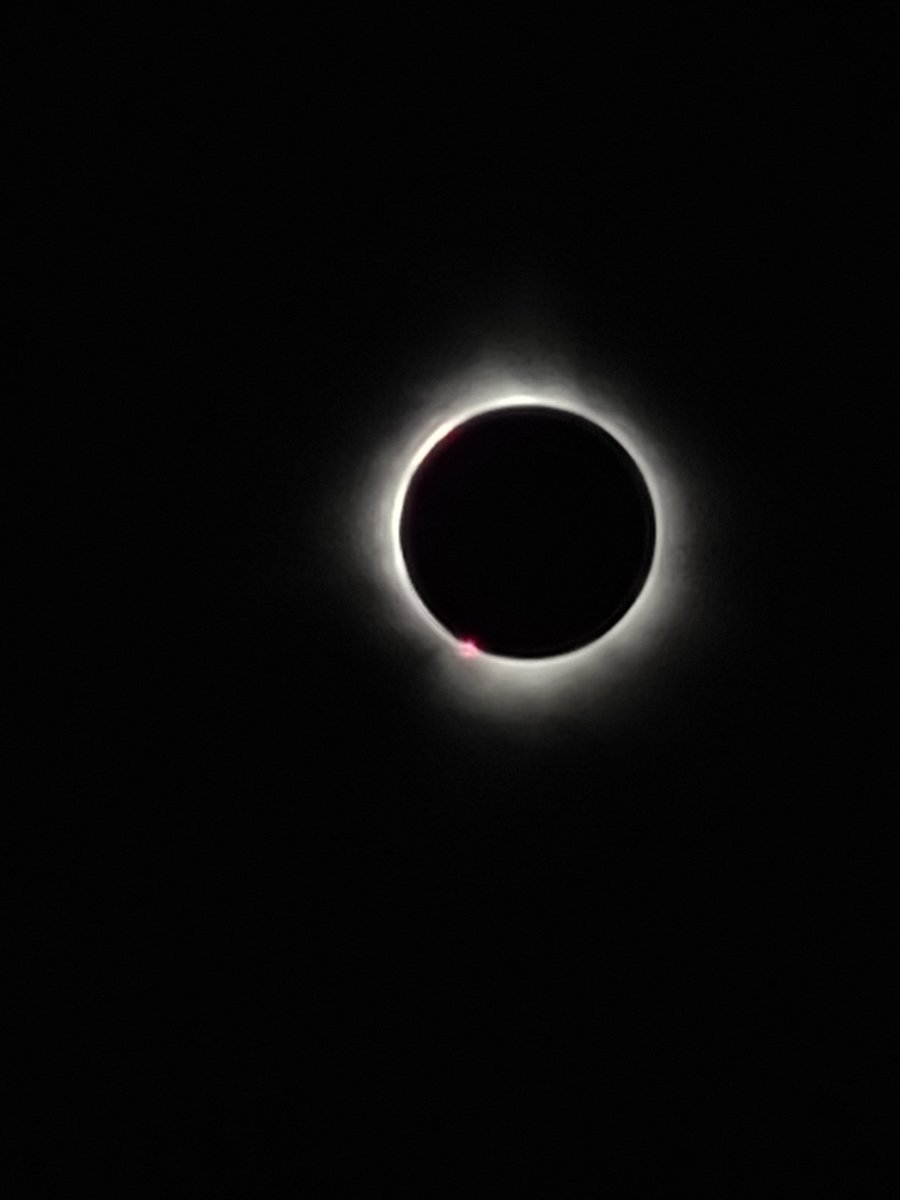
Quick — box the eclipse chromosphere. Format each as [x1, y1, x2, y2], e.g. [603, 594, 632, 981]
[398, 405, 656, 658]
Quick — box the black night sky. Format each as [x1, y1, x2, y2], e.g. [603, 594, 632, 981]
[13, 10, 893, 1194]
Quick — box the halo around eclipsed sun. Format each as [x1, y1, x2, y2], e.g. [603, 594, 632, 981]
[357, 372, 696, 716]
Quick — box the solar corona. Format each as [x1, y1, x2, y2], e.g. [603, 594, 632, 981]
[359, 379, 694, 714]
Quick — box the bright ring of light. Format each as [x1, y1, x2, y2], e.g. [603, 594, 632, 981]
[359, 373, 694, 717]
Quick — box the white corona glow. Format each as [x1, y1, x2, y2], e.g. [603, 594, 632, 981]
[389, 391, 664, 663]
[355, 365, 698, 719]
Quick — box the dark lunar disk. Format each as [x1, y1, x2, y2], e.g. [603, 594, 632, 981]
[399, 406, 656, 658]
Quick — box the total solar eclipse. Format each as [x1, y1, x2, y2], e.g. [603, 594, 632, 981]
[398, 405, 656, 659]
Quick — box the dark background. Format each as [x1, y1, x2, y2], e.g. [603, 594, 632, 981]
[13, 9, 893, 1193]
